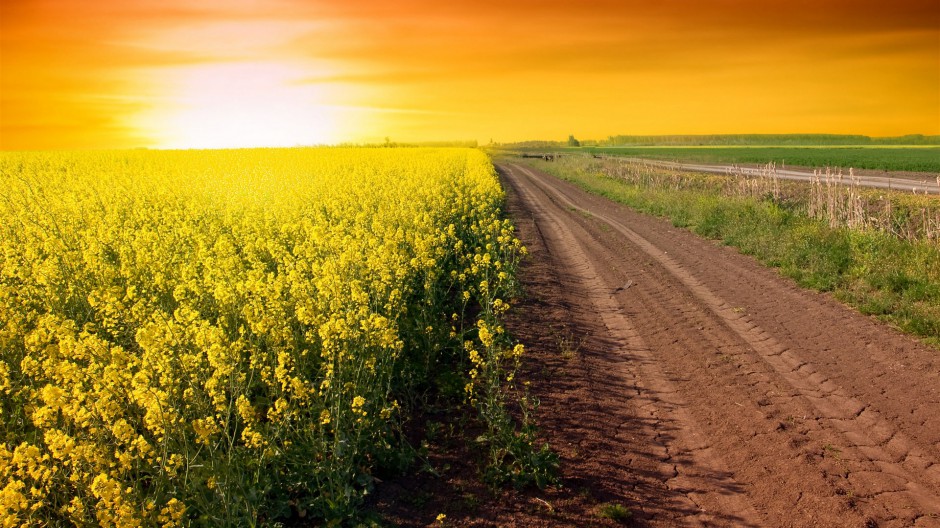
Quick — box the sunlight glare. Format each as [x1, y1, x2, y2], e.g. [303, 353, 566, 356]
[149, 62, 343, 149]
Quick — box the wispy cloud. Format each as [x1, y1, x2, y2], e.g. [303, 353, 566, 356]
[2, 0, 937, 148]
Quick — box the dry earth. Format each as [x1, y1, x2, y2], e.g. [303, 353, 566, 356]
[372, 162, 940, 527]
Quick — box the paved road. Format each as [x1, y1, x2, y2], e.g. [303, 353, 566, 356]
[609, 157, 940, 195]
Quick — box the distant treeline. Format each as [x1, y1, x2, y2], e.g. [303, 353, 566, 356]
[601, 134, 940, 146]
[492, 140, 566, 149]
[497, 135, 940, 149]
[335, 140, 479, 148]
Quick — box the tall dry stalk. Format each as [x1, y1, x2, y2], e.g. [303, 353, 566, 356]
[574, 155, 938, 244]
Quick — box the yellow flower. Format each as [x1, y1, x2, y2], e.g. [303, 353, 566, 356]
[158, 498, 185, 527]
[0, 147, 523, 525]
[351, 395, 367, 416]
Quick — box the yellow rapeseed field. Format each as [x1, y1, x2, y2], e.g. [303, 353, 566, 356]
[0, 148, 525, 526]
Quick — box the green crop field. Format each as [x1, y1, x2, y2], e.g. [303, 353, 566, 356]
[565, 146, 940, 173]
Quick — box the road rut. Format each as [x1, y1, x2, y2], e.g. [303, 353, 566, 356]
[499, 162, 940, 527]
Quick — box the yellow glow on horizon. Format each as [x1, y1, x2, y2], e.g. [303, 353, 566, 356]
[138, 62, 347, 149]
[1, 0, 938, 150]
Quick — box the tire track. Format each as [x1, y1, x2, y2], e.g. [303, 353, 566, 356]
[504, 163, 763, 527]
[500, 162, 940, 527]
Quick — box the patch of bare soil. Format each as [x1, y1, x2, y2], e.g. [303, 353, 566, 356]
[371, 162, 940, 527]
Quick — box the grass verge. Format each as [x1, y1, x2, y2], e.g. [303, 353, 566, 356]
[519, 157, 940, 349]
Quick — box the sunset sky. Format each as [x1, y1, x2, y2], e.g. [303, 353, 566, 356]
[2, 0, 938, 149]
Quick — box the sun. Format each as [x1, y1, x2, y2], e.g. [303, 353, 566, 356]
[142, 62, 345, 149]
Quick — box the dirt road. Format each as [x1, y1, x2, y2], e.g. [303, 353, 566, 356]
[499, 161, 940, 527]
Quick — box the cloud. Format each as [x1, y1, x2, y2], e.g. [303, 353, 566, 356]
[2, 0, 937, 148]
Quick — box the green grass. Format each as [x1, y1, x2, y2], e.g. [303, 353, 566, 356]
[601, 134, 940, 146]
[521, 158, 940, 349]
[565, 146, 940, 173]
[595, 502, 632, 522]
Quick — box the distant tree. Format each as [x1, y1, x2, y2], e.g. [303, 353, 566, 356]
[567, 135, 580, 147]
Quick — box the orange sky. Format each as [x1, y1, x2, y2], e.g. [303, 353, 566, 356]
[2, 0, 938, 149]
